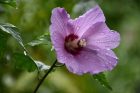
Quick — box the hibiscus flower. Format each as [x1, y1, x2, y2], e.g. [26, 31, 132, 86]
[50, 5, 120, 75]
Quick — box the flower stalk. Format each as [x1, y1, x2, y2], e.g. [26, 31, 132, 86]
[33, 60, 57, 93]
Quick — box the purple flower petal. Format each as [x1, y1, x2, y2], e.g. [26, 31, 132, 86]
[81, 22, 110, 39]
[86, 43, 118, 59]
[96, 49, 118, 70]
[50, 8, 74, 56]
[50, 8, 70, 37]
[71, 5, 105, 37]
[86, 29, 120, 49]
[65, 49, 117, 75]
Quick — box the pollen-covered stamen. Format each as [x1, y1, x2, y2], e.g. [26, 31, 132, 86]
[78, 39, 86, 47]
[64, 34, 86, 55]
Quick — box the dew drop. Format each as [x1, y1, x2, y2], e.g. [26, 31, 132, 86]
[102, 84, 105, 87]
[6, 54, 10, 61]
[106, 48, 110, 50]
[76, 26, 80, 30]
[16, 7, 18, 10]
[24, 51, 27, 55]
[51, 46, 54, 51]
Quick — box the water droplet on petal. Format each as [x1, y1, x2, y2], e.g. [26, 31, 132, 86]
[76, 26, 80, 30]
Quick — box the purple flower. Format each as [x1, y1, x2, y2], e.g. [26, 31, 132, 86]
[50, 5, 120, 75]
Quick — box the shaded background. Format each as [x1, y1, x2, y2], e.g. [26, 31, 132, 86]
[0, 0, 140, 93]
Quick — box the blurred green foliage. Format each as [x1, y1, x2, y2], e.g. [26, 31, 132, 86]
[0, 0, 16, 7]
[0, 0, 140, 93]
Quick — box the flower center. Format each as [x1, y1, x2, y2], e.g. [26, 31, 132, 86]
[64, 34, 86, 55]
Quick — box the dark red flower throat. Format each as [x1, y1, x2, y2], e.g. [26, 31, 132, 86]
[64, 34, 86, 55]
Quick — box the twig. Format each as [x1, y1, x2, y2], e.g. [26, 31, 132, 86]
[33, 60, 57, 93]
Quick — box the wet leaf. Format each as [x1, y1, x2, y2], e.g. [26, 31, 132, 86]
[0, 23, 26, 51]
[93, 73, 112, 90]
[0, 31, 8, 59]
[0, 23, 38, 72]
[13, 53, 37, 72]
[35, 60, 50, 71]
[28, 34, 51, 46]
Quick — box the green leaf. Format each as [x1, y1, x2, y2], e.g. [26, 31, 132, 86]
[35, 60, 50, 71]
[35, 61, 50, 79]
[93, 73, 112, 90]
[0, 23, 26, 51]
[95, 0, 103, 4]
[28, 34, 51, 46]
[13, 53, 37, 72]
[0, 23, 39, 72]
[0, 0, 16, 7]
[0, 31, 8, 59]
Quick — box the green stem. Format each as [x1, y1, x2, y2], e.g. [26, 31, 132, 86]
[33, 60, 57, 93]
